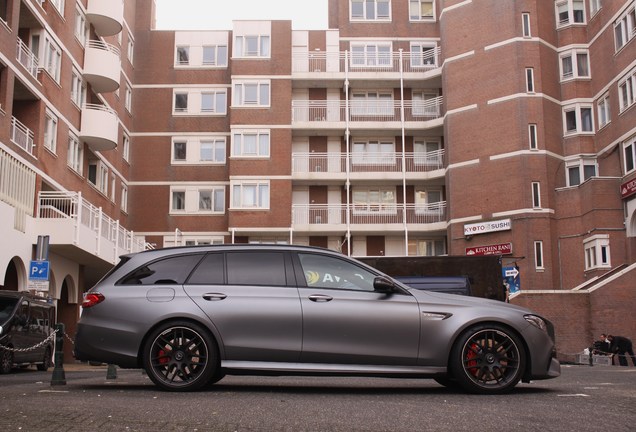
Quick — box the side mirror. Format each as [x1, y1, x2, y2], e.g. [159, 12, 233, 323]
[373, 276, 395, 294]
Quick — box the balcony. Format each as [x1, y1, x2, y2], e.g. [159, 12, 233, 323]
[292, 202, 447, 233]
[291, 97, 443, 131]
[292, 151, 445, 182]
[86, 0, 124, 36]
[83, 40, 121, 93]
[36, 191, 151, 266]
[10, 117, 35, 156]
[80, 104, 118, 151]
[16, 39, 39, 79]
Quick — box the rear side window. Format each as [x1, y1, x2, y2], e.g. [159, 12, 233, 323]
[119, 254, 204, 285]
[187, 253, 225, 285]
[0, 297, 18, 325]
[226, 252, 287, 286]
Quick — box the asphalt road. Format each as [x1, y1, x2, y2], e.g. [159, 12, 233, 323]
[0, 364, 634, 431]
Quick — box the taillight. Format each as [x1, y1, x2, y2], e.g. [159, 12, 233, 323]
[82, 293, 105, 308]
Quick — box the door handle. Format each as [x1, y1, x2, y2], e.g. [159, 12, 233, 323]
[202, 293, 227, 301]
[308, 294, 333, 302]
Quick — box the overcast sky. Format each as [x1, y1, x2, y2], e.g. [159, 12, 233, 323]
[154, 0, 328, 30]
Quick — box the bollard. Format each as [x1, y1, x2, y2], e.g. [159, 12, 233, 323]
[106, 364, 117, 380]
[50, 323, 66, 386]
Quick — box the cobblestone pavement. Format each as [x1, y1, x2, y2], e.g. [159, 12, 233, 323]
[0, 363, 635, 431]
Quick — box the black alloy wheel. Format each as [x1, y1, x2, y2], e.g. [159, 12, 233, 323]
[143, 321, 218, 391]
[37, 346, 53, 371]
[0, 348, 13, 374]
[451, 324, 526, 394]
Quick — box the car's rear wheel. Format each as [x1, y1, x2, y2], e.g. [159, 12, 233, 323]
[450, 324, 526, 394]
[37, 346, 53, 371]
[143, 321, 218, 391]
[0, 349, 13, 374]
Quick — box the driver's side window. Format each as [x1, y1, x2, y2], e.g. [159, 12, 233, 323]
[298, 253, 375, 291]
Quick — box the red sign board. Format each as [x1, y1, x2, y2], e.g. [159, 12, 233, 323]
[621, 178, 636, 199]
[466, 243, 512, 256]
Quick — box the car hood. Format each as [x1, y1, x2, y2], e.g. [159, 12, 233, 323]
[407, 288, 532, 314]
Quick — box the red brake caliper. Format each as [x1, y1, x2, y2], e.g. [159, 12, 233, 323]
[158, 349, 169, 365]
[466, 343, 479, 376]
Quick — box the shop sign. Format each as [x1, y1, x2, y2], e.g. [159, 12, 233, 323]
[466, 243, 512, 256]
[621, 178, 636, 199]
[464, 219, 511, 236]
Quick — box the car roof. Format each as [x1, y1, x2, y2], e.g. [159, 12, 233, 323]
[0, 290, 52, 306]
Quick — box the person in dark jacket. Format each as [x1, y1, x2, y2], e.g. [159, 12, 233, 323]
[607, 335, 636, 366]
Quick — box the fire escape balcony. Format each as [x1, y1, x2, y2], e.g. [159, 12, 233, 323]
[80, 104, 118, 151]
[83, 40, 121, 93]
[86, 0, 124, 36]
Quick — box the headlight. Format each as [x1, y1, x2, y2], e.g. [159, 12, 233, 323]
[524, 314, 547, 332]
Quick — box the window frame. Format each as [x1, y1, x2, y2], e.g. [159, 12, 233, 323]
[614, 4, 636, 52]
[556, 0, 586, 28]
[350, 42, 393, 68]
[566, 158, 598, 187]
[532, 182, 541, 208]
[528, 124, 538, 150]
[231, 130, 270, 158]
[597, 93, 610, 129]
[409, 0, 435, 22]
[88, 159, 109, 195]
[43, 109, 58, 154]
[563, 104, 594, 135]
[623, 137, 635, 174]
[232, 81, 270, 107]
[233, 35, 270, 58]
[231, 181, 270, 210]
[559, 49, 590, 81]
[584, 235, 611, 270]
[171, 137, 227, 165]
[522, 12, 532, 37]
[74, 5, 88, 47]
[534, 240, 544, 270]
[350, 0, 392, 22]
[618, 68, 636, 113]
[67, 133, 83, 174]
[525, 68, 535, 93]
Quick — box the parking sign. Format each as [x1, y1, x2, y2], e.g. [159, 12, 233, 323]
[29, 260, 50, 281]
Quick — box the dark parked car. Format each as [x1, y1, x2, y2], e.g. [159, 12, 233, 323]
[0, 290, 54, 374]
[74, 245, 560, 393]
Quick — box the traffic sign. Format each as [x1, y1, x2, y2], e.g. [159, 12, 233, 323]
[29, 260, 50, 281]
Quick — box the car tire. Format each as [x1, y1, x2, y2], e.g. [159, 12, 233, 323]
[37, 347, 53, 371]
[0, 349, 13, 374]
[143, 321, 219, 392]
[450, 324, 526, 394]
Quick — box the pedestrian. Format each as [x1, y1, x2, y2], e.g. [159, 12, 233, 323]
[595, 334, 612, 355]
[607, 335, 636, 367]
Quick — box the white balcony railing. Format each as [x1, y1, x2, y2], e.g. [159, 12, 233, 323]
[292, 202, 447, 227]
[292, 48, 442, 74]
[10, 117, 35, 155]
[292, 151, 445, 174]
[38, 191, 152, 261]
[0, 148, 36, 232]
[292, 98, 443, 123]
[16, 39, 39, 79]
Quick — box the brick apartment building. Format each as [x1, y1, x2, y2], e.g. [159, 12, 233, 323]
[0, 0, 634, 360]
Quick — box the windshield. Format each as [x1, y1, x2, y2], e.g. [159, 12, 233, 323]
[0, 297, 18, 325]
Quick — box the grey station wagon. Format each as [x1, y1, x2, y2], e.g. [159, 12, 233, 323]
[74, 245, 560, 393]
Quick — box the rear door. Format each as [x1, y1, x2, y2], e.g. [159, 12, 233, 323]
[295, 252, 421, 365]
[184, 251, 302, 362]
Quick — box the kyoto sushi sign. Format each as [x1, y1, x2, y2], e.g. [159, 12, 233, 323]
[464, 218, 511, 236]
[466, 243, 513, 256]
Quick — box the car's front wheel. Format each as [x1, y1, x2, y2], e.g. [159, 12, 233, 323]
[450, 324, 526, 394]
[37, 346, 53, 371]
[143, 321, 218, 391]
[0, 349, 13, 374]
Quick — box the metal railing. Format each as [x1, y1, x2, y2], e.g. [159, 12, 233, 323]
[292, 202, 447, 226]
[10, 117, 35, 155]
[292, 48, 441, 74]
[38, 191, 152, 260]
[0, 149, 36, 232]
[86, 39, 121, 57]
[292, 97, 443, 123]
[292, 151, 445, 174]
[16, 39, 39, 79]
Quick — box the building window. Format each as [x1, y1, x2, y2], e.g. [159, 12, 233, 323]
[174, 92, 188, 113]
[232, 131, 270, 158]
[618, 68, 635, 113]
[121, 184, 128, 212]
[566, 158, 597, 186]
[176, 46, 189, 65]
[415, 189, 444, 216]
[43, 34, 62, 82]
[171, 190, 186, 212]
[43, 110, 58, 153]
[122, 133, 130, 162]
[71, 68, 86, 108]
[172, 137, 226, 164]
[201, 91, 227, 114]
[350, 42, 392, 67]
[410, 43, 437, 67]
[584, 235, 611, 270]
[352, 187, 396, 213]
[522, 13, 531, 37]
[231, 181, 270, 209]
[200, 139, 226, 163]
[351, 91, 393, 116]
[169, 186, 225, 214]
[1, 0, 8, 23]
[198, 189, 225, 212]
[173, 140, 187, 161]
[50, 0, 64, 15]
[528, 124, 538, 150]
[413, 139, 443, 166]
[534, 241, 544, 270]
[127, 33, 134, 64]
[563, 105, 594, 135]
[233, 81, 270, 107]
[532, 182, 541, 208]
[74, 6, 88, 46]
[352, 140, 394, 165]
[67, 134, 83, 174]
[623, 137, 635, 174]
[408, 239, 446, 256]
[351, 0, 391, 21]
[589, 0, 601, 17]
[560, 50, 590, 80]
[88, 159, 109, 195]
[525, 68, 535, 93]
[614, 4, 636, 51]
[597, 93, 610, 129]
[125, 83, 132, 113]
[409, 0, 434, 21]
[556, 0, 585, 27]
[234, 35, 270, 58]
[203, 45, 228, 66]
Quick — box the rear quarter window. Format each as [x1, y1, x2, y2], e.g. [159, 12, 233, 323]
[118, 254, 204, 285]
